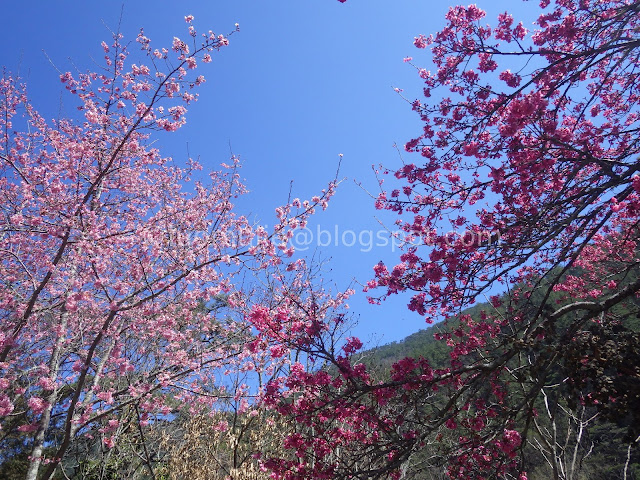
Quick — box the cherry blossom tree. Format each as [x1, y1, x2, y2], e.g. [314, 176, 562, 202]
[0, 17, 344, 480]
[262, 1, 640, 478]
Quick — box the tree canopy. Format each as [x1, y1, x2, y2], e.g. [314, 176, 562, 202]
[261, 1, 640, 478]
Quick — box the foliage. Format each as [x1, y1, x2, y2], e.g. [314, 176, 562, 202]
[3, 1, 640, 479]
[163, 408, 293, 480]
[360, 288, 640, 479]
[0, 16, 347, 480]
[262, 1, 640, 479]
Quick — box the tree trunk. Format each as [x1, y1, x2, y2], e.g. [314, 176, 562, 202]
[25, 312, 67, 480]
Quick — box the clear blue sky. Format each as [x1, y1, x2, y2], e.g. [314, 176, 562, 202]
[0, 0, 540, 346]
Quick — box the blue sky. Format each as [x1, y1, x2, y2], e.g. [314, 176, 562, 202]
[1, 1, 540, 346]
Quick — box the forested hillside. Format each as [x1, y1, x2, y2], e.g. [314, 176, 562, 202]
[358, 282, 640, 479]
